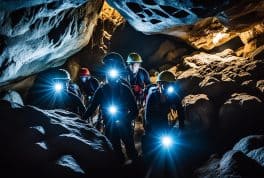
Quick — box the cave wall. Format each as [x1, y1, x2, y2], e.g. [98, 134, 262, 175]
[64, 1, 125, 82]
[0, 0, 104, 86]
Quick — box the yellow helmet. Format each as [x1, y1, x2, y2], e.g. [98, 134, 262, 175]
[126, 52, 142, 63]
[156, 71, 176, 83]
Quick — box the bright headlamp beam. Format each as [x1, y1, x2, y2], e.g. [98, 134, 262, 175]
[167, 86, 174, 94]
[109, 69, 118, 78]
[54, 83, 63, 92]
[161, 136, 173, 148]
[108, 105, 117, 115]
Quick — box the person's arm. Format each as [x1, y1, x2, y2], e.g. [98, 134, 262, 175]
[83, 87, 102, 120]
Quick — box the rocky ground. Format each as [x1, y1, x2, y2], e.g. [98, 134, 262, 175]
[0, 91, 120, 178]
[195, 135, 264, 178]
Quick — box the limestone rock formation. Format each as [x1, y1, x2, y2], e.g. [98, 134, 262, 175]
[219, 93, 264, 146]
[233, 135, 264, 167]
[176, 49, 264, 95]
[173, 49, 264, 148]
[0, 89, 24, 105]
[195, 135, 264, 178]
[219, 150, 264, 178]
[107, 0, 243, 33]
[65, 1, 125, 82]
[0, 99, 118, 178]
[248, 147, 264, 167]
[199, 76, 236, 107]
[107, 0, 264, 53]
[0, 0, 104, 86]
[182, 94, 217, 132]
[233, 135, 264, 154]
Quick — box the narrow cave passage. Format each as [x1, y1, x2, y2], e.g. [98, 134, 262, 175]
[0, 1, 264, 178]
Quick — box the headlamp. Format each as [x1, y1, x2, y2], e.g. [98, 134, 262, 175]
[108, 105, 118, 115]
[80, 76, 87, 83]
[161, 135, 173, 148]
[167, 86, 174, 94]
[54, 82, 63, 92]
[108, 69, 119, 79]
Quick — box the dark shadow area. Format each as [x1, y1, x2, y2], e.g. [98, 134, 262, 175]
[109, 23, 193, 71]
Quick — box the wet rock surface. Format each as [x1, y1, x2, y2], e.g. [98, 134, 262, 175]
[0, 100, 119, 178]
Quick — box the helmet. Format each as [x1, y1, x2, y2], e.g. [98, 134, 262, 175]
[102, 52, 125, 66]
[79, 67, 90, 76]
[126, 52, 142, 63]
[156, 71, 175, 83]
[53, 69, 71, 80]
[102, 52, 126, 72]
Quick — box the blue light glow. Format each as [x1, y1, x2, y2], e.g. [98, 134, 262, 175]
[54, 83, 63, 92]
[108, 105, 118, 115]
[161, 135, 173, 148]
[167, 86, 174, 94]
[108, 69, 119, 79]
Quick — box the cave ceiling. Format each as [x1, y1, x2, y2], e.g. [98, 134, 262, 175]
[0, 0, 264, 87]
[107, 0, 264, 52]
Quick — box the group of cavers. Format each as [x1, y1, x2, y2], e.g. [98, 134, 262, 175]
[27, 52, 185, 164]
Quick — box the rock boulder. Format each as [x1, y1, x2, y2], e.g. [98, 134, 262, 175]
[0, 100, 118, 178]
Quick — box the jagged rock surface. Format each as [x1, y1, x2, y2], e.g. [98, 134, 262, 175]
[0, 89, 24, 105]
[0, 0, 104, 86]
[0, 99, 118, 178]
[195, 135, 264, 178]
[182, 94, 217, 132]
[171, 49, 264, 149]
[107, 0, 264, 52]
